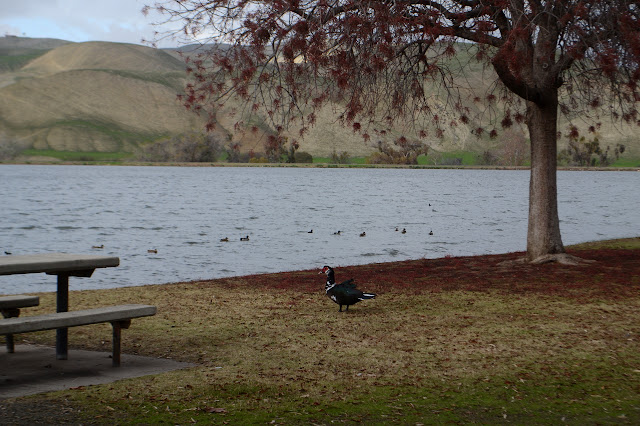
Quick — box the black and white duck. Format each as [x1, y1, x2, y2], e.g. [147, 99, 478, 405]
[319, 265, 376, 312]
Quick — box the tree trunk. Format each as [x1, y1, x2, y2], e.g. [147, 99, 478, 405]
[526, 96, 565, 261]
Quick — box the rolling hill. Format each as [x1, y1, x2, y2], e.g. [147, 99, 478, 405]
[0, 38, 208, 155]
[0, 36, 638, 163]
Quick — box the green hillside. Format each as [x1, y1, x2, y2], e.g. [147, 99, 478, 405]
[0, 36, 638, 165]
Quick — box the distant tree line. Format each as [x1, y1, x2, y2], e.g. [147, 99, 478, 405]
[136, 132, 315, 164]
[136, 132, 225, 162]
[2, 127, 626, 167]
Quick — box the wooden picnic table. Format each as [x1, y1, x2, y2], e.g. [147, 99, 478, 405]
[0, 253, 120, 360]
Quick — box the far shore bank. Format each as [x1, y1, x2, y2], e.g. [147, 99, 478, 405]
[2, 160, 639, 171]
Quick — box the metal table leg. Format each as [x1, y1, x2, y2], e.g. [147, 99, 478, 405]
[56, 274, 69, 360]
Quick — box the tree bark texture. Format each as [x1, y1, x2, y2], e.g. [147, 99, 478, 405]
[526, 96, 565, 261]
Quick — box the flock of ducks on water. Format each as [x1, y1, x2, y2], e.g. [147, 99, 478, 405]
[83, 226, 434, 255]
[216, 227, 434, 242]
[10, 200, 442, 257]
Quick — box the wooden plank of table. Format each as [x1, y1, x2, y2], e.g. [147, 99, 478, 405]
[0, 254, 120, 276]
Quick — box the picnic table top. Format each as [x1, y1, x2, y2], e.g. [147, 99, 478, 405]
[0, 253, 120, 276]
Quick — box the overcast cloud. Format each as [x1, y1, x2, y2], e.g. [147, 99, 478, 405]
[0, 0, 182, 47]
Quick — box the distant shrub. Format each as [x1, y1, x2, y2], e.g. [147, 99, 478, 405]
[330, 149, 350, 164]
[0, 132, 24, 161]
[226, 142, 246, 163]
[439, 157, 463, 166]
[479, 150, 499, 166]
[294, 151, 313, 163]
[367, 138, 429, 164]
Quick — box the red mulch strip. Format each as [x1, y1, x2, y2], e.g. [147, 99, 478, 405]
[192, 248, 640, 301]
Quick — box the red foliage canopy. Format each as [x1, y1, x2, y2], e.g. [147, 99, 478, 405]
[148, 0, 640, 138]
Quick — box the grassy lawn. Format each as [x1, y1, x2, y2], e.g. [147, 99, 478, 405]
[20, 149, 133, 162]
[611, 157, 640, 168]
[3, 238, 640, 424]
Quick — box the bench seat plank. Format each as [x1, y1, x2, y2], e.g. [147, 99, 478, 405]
[0, 295, 40, 310]
[0, 304, 156, 335]
[1, 295, 41, 353]
[0, 304, 156, 366]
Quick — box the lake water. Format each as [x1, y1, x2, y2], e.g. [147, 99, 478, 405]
[1, 165, 638, 294]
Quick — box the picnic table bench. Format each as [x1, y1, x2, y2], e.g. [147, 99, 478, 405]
[0, 295, 40, 353]
[0, 304, 156, 367]
[0, 253, 120, 360]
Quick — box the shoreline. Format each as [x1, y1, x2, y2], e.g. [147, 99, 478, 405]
[6, 237, 638, 296]
[2, 160, 639, 171]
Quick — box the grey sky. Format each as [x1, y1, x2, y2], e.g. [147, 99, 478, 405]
[0, 0, 181, 47]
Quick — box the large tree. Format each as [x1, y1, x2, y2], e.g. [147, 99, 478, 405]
[147, 1, 640, 262]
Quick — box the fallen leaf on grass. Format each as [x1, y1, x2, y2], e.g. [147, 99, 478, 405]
[204, 407, 227, 414]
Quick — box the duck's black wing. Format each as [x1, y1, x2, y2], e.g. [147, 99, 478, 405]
[333, 281, 375, 301]
[338, 278, 356, 288]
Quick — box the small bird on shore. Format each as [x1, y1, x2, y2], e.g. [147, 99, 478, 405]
[320, 265, 376, 312]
